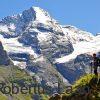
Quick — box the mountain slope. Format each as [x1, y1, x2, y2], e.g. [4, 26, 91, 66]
[49, 74, 100, 100]
[0, 6, 73, 90]
[55, 35, 100, 63]
[62, 74, 100, 100]
[0, 6, 100, 88]
[0, 41, 11, 65]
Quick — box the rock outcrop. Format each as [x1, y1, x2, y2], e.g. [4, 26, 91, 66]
[0, 41, 10, 65]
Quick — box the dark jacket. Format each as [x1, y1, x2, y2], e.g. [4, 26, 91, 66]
[93, 57, 100, 67]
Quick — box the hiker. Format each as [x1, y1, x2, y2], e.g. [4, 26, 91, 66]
[92, 53, 100, 76]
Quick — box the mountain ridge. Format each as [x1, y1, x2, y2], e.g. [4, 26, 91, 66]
[0, 6, 99, 89]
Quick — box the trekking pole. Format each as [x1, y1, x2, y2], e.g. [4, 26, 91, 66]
[98, 66, 100, 82]
[97, 67, 99, 84]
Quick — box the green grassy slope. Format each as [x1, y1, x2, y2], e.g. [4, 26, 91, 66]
[61, 74, 100, 100]
[1, 65, 100, 100]
[49, 74, 100, 100]
[0, 66, 49, 100]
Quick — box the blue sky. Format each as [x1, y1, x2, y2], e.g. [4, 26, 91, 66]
[0, 0, 100, 35]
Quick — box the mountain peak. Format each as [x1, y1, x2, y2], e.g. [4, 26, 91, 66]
[30, 6, 52, 23]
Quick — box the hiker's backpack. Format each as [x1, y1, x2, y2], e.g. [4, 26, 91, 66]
[97, 52, 100, 66]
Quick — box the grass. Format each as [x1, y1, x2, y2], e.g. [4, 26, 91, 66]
[0, 65, 49, 100]
[61, 74, 100, 100]
[72, 74, 95, 91]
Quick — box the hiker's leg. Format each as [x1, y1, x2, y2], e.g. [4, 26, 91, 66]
[94, 68, 98, 76]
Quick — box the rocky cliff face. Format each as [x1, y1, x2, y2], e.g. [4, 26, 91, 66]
[55, 54, 93, 84]
[0, 7, 73, 88]
[0, 6, 99, 88]
[0, 41, 10, 65]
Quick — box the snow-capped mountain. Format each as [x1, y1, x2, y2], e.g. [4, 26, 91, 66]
[0, 6, 100, 88]
[55, 26, 100, 83]
[62, 25, 94, 44]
